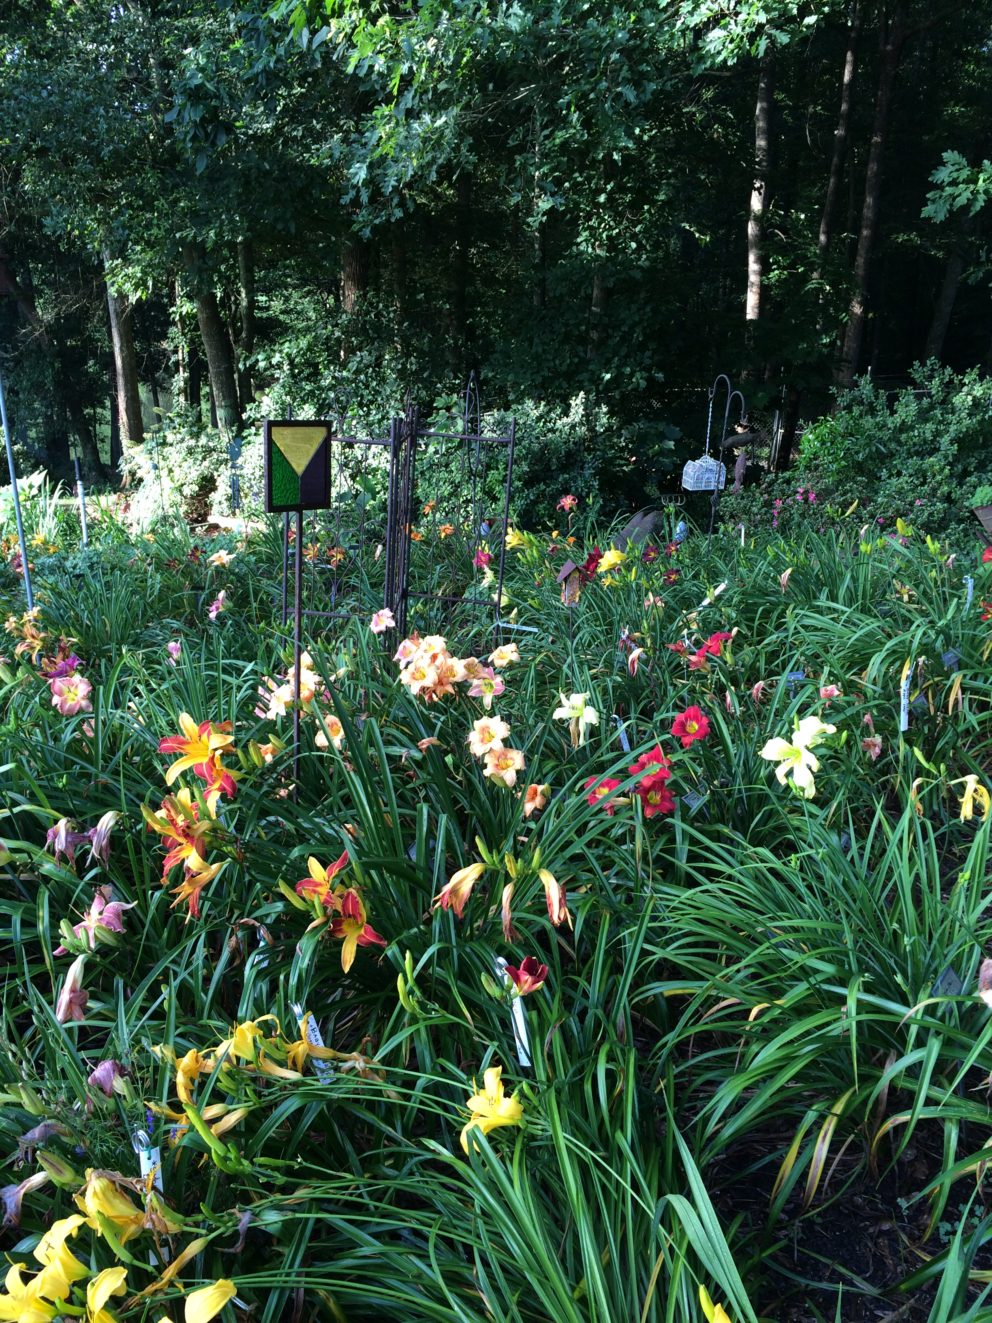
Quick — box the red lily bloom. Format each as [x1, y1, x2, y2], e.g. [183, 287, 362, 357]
[672, 706, 710, 748]
[585, 775, 621, 814]
[983, 546, 992, 563]
[663, 569, 680, 585]
[578, 548, 602, 583]
[638, 779, 676, 817]
[504, 956, 549, 995]
[629, 746, 672, 782]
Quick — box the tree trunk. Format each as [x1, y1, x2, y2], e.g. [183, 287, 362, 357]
[64, 385, 107, 481]
[341, 234, 368, 314]
[817, 0, 862, 267]
[775, 383, 803, 470]
[187, 340, 203, 422]
[745, 55, 774, 326]
[236, 238, 255, 409]
[836, 2, 907, 386]
[102, 248, 144, 448]
[925, 237, 968, 361]
[588, 266, 606, 359]
[195, 288, 241, 439]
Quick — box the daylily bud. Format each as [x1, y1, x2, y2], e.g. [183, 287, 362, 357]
[37, 1149, 82, 1187]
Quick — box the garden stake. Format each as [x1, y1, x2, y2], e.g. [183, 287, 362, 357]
[0, 366, 33, 611]
[72, 449, 89, 546]
[494, 957, 531, 1068]
[293, 508, 303, 790]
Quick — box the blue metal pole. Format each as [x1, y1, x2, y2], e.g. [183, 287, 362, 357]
[0, 367, 34, 610]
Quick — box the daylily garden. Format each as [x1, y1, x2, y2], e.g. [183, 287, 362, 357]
[2, 482, 992, 1323]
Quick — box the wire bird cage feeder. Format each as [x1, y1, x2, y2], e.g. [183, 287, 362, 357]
[681, 373, 749, 493]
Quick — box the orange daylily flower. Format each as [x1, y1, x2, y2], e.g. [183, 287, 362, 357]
[330, 889, 386, 973]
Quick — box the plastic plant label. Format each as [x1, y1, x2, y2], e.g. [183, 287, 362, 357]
[931, 966, 963, 997]
[941, 649, 961, 670]
[965, 576, 975, 611]
[494, 957, 531, 1068]
[291, 1003, 334, 1082]
[899, 658, 912, 733]
[612, 715, 631, 754]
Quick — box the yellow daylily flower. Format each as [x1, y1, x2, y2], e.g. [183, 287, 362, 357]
[953, 775, 991, 822]
[700, 1284, 732, 1323]
[75, 1169, 145, 1243]
[0, 1264, 57, 1323]
[185, 1278, 237, 1323]
[460, 1065, 524, 1153]
[596, 547, 626, 574]
[87, 1266, 128, 1323]
[33, 1213, 88, 1299]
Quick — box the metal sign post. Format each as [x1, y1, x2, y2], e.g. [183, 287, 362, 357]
[71, 446, 89, 546]
[0, 368, 34, 611]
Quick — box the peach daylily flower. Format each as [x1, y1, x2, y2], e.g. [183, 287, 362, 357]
[483, 747, 525, 788]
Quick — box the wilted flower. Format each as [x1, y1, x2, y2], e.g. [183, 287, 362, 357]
[87, 1059, 128, 1098]
[628, 647, 646, 676]
[45, 818, 90, 867]
[54, 954, 88, 1023]
[433, 861, 486, 918]
[54, 889, 135, 954]
[522, 783, 550, 819]
[819, 684, 841, 701]
[87, 811, 120, 867]
[460, 1066, 523, 1153]
[862, 735, 883, 761]
[539, 868, 570, 926]
[779, 567, 793, 592]
[952, 775, 991, 822]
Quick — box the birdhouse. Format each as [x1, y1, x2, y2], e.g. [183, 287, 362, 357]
[557, 559, 582, 606]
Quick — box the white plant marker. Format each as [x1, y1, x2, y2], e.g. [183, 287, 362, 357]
[291, 1002, 335, 1081]
[494, 957, 531, 1068]
[899, 657, 913, 733]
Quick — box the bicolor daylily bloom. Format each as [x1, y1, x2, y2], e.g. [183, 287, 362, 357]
[50, 673, 93, 716]
[159, 714, 235, 786]
[759, 716, 836, 799]
[208, 591, 226, 621]
[208, 549, 235, 567]
[467, 666, 505, 711]
[296, 852, 350, 909]
[522, 783, 550, 819]
[369, 608, 395, 634]
[553, 692, 599, 747]
[468, 716, 510, 759]
[504, 956, 548, 996]
[460, 1065, 524, 1153]
[329, 888, 386, 973]
[483, 747, 525, 788]
[54, 890, 135, 955]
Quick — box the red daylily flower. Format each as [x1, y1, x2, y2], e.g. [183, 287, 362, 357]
[672, 706, 710, 748]
[329, 888, 386, 973]
[504, 956, 549, 995]
[584, 775, 621, 814]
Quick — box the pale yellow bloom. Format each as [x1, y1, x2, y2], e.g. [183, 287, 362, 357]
[953, 775, 991, 822]
[87, 1266, 128, 1323]
[596, 547, 626, 574]
[759, 716, 836, 799]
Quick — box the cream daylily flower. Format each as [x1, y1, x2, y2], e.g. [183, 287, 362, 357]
[759, 716, 836, 799]
[553, 692, 599, 747]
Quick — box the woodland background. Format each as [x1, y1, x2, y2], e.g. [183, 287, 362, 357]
[3, 0, 992, 515]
